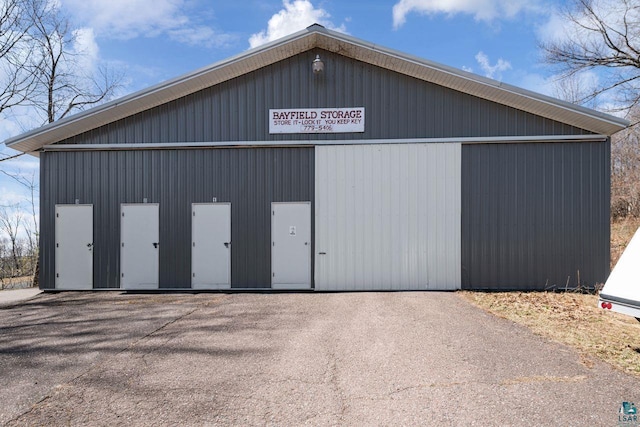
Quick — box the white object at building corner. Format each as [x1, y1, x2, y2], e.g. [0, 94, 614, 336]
[598, 226, 640, 319]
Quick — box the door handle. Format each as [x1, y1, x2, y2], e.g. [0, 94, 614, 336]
[153, 242, 159, 248]
[224, 241, 231, 248]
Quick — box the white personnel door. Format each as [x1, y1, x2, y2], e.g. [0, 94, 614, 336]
[271, 202, 311, 289]
[55, 204, 93, 290]
[121, 204, 159, 289]
[192, 203, 231, 289]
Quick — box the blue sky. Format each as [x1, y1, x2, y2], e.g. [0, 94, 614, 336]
[93, 0, 558, 94]
[0, 0, 593, 229]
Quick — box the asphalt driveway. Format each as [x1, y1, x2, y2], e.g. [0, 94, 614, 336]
[1, 291, 638, 426]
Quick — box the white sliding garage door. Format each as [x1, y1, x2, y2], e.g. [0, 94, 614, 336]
[121, 204, 159, 289]
[55, 204, 93, 290]
[315, 144, 461, 291]
[192, 203, 231, 289]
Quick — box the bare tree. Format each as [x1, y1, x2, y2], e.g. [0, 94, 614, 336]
[1, 169, 38, 250]
[0, 206, 23, 274]
[0, 238, 7, 288]
[26, 0, 121, 123]
[1, 0, 122, 126]
[540, 0, 640, 116]
[0, 0, 38, 115]
[612, 108, 640, 218]
[552, 72, 601, 109]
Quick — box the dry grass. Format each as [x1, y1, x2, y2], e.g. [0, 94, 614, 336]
[611, 217, 640, 269]
[461, 291, 640, 376]
[0, 275, 34, 290]
[462, 217, 640, 376]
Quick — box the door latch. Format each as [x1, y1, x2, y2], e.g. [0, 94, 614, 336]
[153, 242, 159, 248]
[224, 241, 231, 248]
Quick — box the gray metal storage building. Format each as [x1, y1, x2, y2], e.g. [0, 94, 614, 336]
[5, 24, 629, 291]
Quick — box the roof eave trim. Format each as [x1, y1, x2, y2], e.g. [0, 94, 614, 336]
[41, 134, 609, 151]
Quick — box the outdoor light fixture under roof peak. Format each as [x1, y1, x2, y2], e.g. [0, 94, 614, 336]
[312, 54, 324, 74]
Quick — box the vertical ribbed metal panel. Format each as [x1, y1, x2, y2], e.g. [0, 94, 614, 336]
[461, 141, 610, 290]
[315, 144, 461, 291]
[39, 156, 52, 289]
[57, 50, 591, 147]
[39, 147, 314, 289]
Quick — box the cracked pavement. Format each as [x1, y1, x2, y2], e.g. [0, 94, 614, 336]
[1, 291, 639, 426]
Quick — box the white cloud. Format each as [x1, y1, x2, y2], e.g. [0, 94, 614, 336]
[62, 0, 185, 39]
[0, 185, 31, 207]
[0, 101, 46, 141]
[536, 9, 566, 43]
[0, 119, 25, 142]
[168, 26, 235, 48]
[3, 158, 39, 173]
[474, 51, 511, 80]
[517, 72, 556, 97]
[72, 28, 99, 74]
[392, 0, 542, 28]
[249, 0, 347, 48]
[61, 0, 231, 47]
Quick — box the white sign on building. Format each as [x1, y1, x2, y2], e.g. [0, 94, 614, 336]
[269, 107, 365, 134]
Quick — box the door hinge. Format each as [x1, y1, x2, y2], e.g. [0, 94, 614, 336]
[272, 272, 275, 277]
[192, 273, 195, 278]
[121, 273, 124, 278]
[121, 243, 124, 247]
[56, 213, 59, 218]
[56, 243, 59, 248]
[56, 273, 59, 278]
[192, 242, 195, 247]
[122, 212, 124, 217]
[193, 211, 195, 216]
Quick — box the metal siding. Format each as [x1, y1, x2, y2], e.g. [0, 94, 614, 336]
[461, 141, 610, 290]
[315, 144, 461, 291]
[39, 147, 314, 289]
[40, 154, 53, 289]
[56, 50, 590, 147]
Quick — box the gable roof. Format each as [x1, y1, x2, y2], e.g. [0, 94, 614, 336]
[5, 24, 629, 155]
